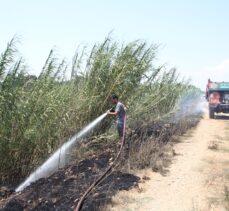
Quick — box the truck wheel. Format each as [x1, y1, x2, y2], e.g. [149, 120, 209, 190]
[209, 107, 215, 119]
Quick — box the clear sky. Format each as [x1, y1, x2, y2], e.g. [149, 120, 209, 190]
[1, 0, 229, 90]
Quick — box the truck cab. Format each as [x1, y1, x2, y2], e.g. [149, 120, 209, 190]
[206, 79, 229, 118]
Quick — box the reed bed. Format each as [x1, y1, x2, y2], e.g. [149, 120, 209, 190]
[0, 37, 200, 185]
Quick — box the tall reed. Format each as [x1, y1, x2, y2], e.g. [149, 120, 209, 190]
[0, 37, 200, 185]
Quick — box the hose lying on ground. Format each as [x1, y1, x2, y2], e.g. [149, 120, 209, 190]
[75, 115, 126, 211]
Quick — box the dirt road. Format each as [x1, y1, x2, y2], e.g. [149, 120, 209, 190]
[106, 113, 229, 211]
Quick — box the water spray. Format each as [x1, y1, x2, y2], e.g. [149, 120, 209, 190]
[16, 113, 107, 192]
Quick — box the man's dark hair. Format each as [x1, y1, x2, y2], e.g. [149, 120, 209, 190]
[111, 94, 118, 100]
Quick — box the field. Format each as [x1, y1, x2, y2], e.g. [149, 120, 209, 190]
[0, 37, 202, 210]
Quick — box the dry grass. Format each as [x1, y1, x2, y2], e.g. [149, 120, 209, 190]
[223, 125, 229, 210]
[0, 37, 201, 186]
[118, 111, 202, 177]
[224, 186, 229, 210]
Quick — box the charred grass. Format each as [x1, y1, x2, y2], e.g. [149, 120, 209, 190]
[120, 114, 202, 176]
[0, 113, 202, 211]
[0, 37, 203, 211]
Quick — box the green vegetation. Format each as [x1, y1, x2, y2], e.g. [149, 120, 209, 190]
[0, 36, 200, 185]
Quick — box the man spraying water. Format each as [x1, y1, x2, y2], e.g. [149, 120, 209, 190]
[107, 94, 127, 143]
[75, 95, 127, 211]
[16, 95, 126, 193]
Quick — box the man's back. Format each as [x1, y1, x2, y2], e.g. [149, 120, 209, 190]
[115, 102, 126, 124]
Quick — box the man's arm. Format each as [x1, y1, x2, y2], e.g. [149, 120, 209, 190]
[123, 104, 127, 111]
[107, 110, 118, 115]
[107, 103, 121, 116]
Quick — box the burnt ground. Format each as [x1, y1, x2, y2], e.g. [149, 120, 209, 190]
[0, 111, 202, 211]
[0, 149, 139, 211]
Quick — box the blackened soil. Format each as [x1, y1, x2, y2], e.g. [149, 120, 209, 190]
[0, 150, 139, 211]
[0, 111, 202, 211]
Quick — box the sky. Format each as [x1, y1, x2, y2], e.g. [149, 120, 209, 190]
[1, 0, 229, 90]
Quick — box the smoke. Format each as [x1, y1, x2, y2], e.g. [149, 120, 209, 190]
[172, 95, 207, 122]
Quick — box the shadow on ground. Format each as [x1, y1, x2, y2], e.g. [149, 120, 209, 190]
[215, 115, 229, 120]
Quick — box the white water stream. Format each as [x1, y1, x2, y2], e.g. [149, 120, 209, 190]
[16, 113, 107, 192]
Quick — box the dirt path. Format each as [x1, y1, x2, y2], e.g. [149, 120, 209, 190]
[106, 113, 229, 211]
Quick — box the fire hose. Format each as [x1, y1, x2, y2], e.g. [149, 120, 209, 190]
[75, 114, 126, 211]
